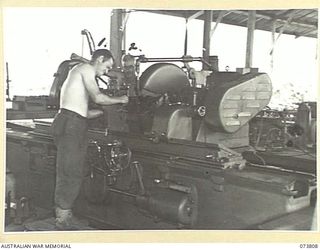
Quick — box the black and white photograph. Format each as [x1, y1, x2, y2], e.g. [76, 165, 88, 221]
[2, 4, 318, 240]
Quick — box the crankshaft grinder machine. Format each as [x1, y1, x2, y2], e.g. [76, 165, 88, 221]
[50, 54, 272, 147]
[102, 55, 272, 148]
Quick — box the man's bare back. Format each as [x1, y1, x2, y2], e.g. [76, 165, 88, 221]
[60, 63, 91, 117]
[60, 59, 128, 118]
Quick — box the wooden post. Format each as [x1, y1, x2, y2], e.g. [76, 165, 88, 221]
[245, 10, 256, 68]
[202, 10, 212, 70]
[110, 9, 123, 68]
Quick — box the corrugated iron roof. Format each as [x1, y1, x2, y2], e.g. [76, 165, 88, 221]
[136, 9, 318, 38]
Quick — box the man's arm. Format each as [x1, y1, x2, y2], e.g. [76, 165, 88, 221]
[81, 65, 128, 105]
[87, 109, 104, 119]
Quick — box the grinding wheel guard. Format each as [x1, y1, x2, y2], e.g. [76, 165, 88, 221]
[139, 63, 190, 96]
[204, 73, 272, 133]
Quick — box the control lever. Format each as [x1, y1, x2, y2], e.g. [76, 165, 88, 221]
[132, 161, 145, 195]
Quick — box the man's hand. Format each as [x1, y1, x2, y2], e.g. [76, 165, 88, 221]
[120, 95, 129, 104]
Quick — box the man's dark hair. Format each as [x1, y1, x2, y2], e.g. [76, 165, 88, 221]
[91, 49, 114, 62]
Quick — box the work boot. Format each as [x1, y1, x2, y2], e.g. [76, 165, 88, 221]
[55, 207, 88, 230]
[55, 207, 72, 230]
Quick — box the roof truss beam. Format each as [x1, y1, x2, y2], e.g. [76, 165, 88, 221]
[295, 27, 317, 38]
[210, 10, 229, 37]
[275, 10, 298, 35]
[231, 10, 317, 30]
[187, 10, 204, 21]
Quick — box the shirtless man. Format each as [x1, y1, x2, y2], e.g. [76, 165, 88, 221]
[51, 49, 128, 230]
